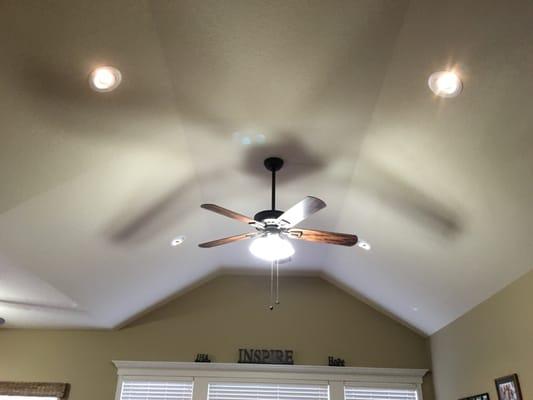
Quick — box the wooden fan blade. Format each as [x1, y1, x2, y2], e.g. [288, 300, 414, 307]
[288, 228, 358, 246]
[198, 232, 257, 248]
[277, 196, 326, 227]
[201, 204, 257, 225]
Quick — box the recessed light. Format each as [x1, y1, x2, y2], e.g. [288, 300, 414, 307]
[428, 70, 462, 98]
[357, 240, 371, 251]
[171, 235, 186, 247]
[412, 306, 419, 312]
[89, 66, 122, 92]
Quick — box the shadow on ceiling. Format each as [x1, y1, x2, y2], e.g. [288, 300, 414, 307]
[106, 134, 326, 244]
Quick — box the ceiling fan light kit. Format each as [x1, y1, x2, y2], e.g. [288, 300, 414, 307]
[198, 157, 359, 309]
[249, 233, 295, 262]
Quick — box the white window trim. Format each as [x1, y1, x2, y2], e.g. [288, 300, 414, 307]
[113, 361, 427, 400]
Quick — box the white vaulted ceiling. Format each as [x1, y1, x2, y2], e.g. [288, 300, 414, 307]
[0, 0, 532, 334]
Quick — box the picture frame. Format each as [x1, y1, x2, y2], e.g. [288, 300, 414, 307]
[459, 393, 490, 400]
[495, 374, 522, 400]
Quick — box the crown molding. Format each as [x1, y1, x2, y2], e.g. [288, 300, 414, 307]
[113, 361, 427, 384]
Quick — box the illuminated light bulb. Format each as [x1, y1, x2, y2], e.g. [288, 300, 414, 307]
[428, 70, 462, 98]
[249, 234, 295, 261]
[89, 66, 122, 92]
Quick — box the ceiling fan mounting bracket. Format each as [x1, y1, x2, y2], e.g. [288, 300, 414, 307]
[264, 157, 284, 172]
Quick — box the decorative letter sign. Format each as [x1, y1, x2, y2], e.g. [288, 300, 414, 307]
[195, 353, 211, 363]
[238, 349, 294, 365]
[328, 356, 345, 367]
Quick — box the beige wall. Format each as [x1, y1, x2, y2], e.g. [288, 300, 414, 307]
[0, 275, 432, 400]
[431, 270, 533, 399]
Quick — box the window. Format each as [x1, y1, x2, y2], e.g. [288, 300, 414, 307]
[113, 362, 426, 400]
[0, 397, 58, 400]
[344, 386, 417, 400]
[119, 380, 193, 400]
[208, 382, 329, 400]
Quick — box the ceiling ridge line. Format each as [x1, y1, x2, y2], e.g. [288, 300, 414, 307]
[326, 0, 415, 240]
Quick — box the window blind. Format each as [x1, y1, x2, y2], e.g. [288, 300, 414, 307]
[208, 382, 329, 400]
[344, 387, 417, 400]
[120, 380, 193, 400]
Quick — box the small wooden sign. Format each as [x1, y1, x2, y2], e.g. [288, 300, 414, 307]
[238, 349, 294, 365]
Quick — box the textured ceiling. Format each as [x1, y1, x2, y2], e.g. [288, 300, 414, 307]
[0, 0, 531, 334]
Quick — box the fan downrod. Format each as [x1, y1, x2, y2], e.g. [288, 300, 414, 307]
[254, 157, 285, 222]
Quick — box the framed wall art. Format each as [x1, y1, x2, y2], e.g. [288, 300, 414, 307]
[495, 374, 522, 400]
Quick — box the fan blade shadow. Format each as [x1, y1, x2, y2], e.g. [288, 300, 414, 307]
[108, 174, 208, 244]
[108, 136, 326, 244]
[353, 163, 463, 237]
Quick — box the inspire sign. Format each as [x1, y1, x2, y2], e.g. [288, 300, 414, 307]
[238, 349, 294, 365]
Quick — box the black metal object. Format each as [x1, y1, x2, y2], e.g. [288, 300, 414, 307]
[254, 209, 284, 221]
[264, 157, 283, 208]
[328, 356, 345, 367]
[195, 353, 211, 362]
[254, 157, 285, 222]
[263, 157, 284, 173]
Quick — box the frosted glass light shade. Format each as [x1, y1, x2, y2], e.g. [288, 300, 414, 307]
[249, 234, 294, 261]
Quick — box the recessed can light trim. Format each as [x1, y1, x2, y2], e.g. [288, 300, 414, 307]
[89, 66, 122, 92]
[171, 235, 186, 247]
[357, 240, 371, 251]
[428, 70, 462, 98]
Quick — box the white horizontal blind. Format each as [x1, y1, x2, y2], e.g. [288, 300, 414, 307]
[120, 380, 193, 400]
[344, 387, 417, 400]
[208, 382, 329, 400]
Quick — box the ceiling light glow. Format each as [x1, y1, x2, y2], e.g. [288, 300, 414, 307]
[249, 234, 295, 261]
[428, 70, 462, 97]
[171, 235, 186, 247]
[89, 66, 122, 92]
[357, 240, 371, 251]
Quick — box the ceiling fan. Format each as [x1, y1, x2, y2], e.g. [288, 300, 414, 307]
[198, 157, 359, 261]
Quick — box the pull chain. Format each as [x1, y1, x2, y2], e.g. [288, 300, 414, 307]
[269, 260, 274, 310]
[275, 259, 280, 305]
[269, 259, 281, 309]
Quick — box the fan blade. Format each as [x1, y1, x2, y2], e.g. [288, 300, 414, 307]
[288, 228, 358, 246]
[277, 196, 326, 227]
[198, 232, 257, 248]
[201, 204, 259, 225]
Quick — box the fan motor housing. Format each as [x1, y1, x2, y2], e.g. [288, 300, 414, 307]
[254, 209, 284, 222]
